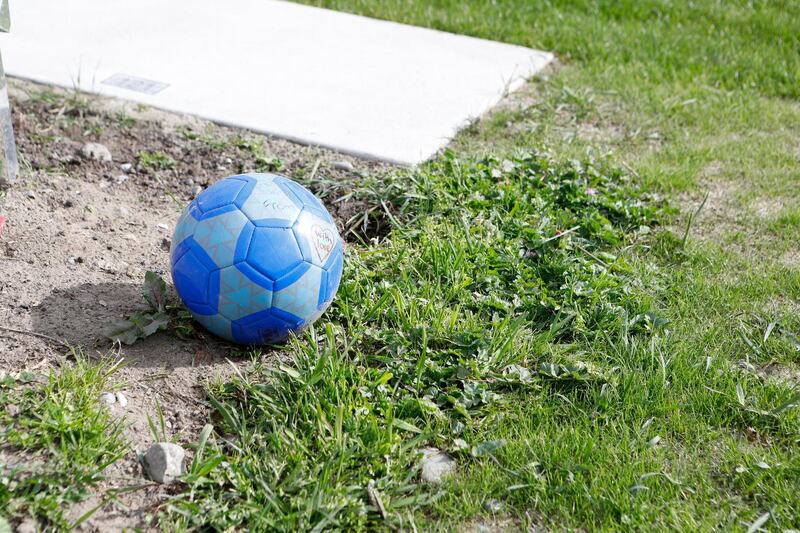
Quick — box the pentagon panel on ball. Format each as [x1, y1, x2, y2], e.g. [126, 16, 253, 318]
[170, 173, 344, 345]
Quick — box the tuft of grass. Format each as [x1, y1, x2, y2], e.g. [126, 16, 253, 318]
[0, 353, 127, 529]
[137, 150, 177, 172]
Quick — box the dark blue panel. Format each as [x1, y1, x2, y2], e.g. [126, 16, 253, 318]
[231, 307, 303, 344]
[170, 235, 193, 267]
[322, 241, 344, 272]
[196, 176, 248, 214]
[319, 249, 344, 307]
[233, 175, 258, 209]
[247, 226, 304, 280]
[234, 221, 255, 263]
[273, 261, 312, 291]
[172, 239, 219, 315]
[193, 203, 239, 222]
[234, 261, 274, 291]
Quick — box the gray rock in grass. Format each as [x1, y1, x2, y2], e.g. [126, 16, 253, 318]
[483, 498, 503, 513]
[143, 442, 185, 484]
[15, 518, 37, 533]
[333, 160, 355, 172]
[419, 447, 455, 484]
[81, 142, 113, 162]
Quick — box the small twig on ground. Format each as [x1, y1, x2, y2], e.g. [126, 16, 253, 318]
[540, 225, 580, 245]
[574, 243, 610, 268]
[0, 325, 70, 349]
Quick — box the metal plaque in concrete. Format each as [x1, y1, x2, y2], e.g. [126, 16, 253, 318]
[0, 0, 552, 165]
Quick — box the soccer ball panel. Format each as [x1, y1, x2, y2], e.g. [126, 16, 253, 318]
[172, 206, 198, 253]
[247, 226, 305, 281]
[292, 207, 340, 268]
[193, 209, 251, 269]
[217, 264, 273, 321]
[231, 307, 302, 345]
[171, 242, 220, 315]
[272, 264, 323, 322]
[276, 177, 334, 224]
[195, 175, 249, 214]
[237, 174, 301, 225]
[194, 313, 233, 341]
[319, 249, 344, 307]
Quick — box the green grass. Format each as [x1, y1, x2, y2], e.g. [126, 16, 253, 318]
[0, 354, 127, 529]
[166, 0, 798, 530]
[5, 1, 800, 530]
[164, 152, 671, 530]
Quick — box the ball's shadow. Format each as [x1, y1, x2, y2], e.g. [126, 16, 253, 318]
[31, 281, 233, 368]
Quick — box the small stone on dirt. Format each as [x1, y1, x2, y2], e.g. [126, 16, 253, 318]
[157, 223, 169, 230]
[191, 185, 203, 197]
[115, 174, 129, 184]
[99, 392, 116, 406]
[420, 447, 455, 484]
[81, 142, 113, 162]
[115, 392, 128, 407]
[333, 160, 355, 172]
[161, 237, 172, 251]
[16, 518, 37, 533]
[143, 442, 185, 484]
[120, 162, 133, 172]
[25, 191, 35, 199]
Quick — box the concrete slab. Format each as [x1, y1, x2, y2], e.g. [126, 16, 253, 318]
[0, 0, 552, 165]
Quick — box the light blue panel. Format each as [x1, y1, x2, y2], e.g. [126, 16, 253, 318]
[171, 204, 198, 252]
[292, 207, 342, 268]
[218, 264, 273, 321]
[194, 313, 234, 342]
[272, 264, 323, 322]
[192, 209, 250, 269]
[238, 174, 301, 224]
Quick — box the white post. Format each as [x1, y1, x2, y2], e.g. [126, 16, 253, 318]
[0, 0, 18, 185]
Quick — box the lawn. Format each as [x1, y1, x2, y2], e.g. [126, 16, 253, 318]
[2, 0, 799, 531]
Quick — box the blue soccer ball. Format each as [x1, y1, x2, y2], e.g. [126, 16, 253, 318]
[169, 173, 344, 344]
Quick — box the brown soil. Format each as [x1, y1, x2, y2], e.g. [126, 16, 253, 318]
[0, 79, 394, 531]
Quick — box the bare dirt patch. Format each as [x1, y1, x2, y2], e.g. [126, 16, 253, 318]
[760, 362, 800, 386]
[779, 250, 800, 269]
[0, 79, 394, 530]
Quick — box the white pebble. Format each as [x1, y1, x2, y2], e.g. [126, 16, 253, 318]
[99, 392, 116, 406]
[419, 447, 456, 484]
[81, 142, 113, 162]
[115, 392, 128, 407]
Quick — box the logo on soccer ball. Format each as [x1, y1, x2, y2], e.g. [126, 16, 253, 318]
[312, 225, 335, 262]
[170, 173, 344, 345]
